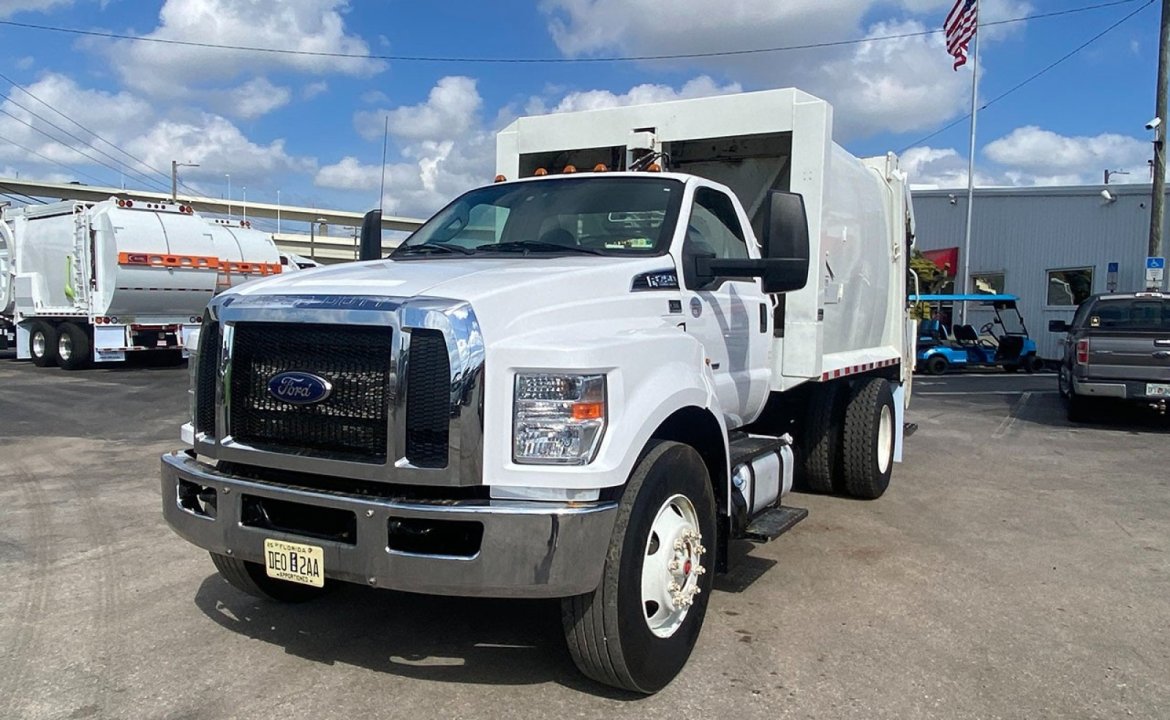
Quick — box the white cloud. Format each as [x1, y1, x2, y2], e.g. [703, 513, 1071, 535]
[354, 76, 482, 143]
[319, 76, 496, 217]
[529, 75, 742, 115]
[302, 81, 329, 100]
[540, 0, 1032, 139]
[0, 0, 74, 18]
[903, 126, 1150, 188]
[105, 0, 384, 97]
[0, 73, 313, 192]
[216, 77, 292, 120]
[985, 126, 1149, 185]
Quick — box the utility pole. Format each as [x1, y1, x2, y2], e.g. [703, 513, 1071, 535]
[171, 160, 199, 201]
[1149, 0, 1170, 285]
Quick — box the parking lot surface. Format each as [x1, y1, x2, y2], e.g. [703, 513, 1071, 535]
[1, 359, 1168, 719]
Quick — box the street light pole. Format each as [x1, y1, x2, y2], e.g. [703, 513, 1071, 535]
[225, 174, 232, 220]
[171, 160, 199, 201]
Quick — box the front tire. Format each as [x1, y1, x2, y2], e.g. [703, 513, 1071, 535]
[841, 378, 896, 500]
[29, 321, 58, 367]
[209, 552, 328, 603]
[925, 354, 949, 376]
[561, 440, 716, 694]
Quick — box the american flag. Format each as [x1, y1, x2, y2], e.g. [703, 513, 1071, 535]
[944, 0, 978, 70]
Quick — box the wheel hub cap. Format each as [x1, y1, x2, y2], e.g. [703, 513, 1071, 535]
[642, 494, 706, 638]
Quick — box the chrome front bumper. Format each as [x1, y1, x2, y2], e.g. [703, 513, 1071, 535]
[161, 451, 618, 598]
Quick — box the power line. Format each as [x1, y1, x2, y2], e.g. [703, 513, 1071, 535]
[0, 106, 157, 189]
[0, 131, 112, 185]
[0, 0, 1145, 64]
[0, 69, 188, 194]
[0, 91, 169, 191]
[899, 0, 1155, 153]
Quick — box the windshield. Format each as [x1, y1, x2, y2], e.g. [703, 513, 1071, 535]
[392, 176, 684, 258]
[994, 304, 1027, 335]
[1088, 298, 1170, 331]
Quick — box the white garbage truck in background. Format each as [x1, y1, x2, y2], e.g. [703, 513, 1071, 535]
[160, 88, 916, 693]
[1, 197, 286, 369]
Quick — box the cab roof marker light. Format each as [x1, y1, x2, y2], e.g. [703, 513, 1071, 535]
[534, 168, 548, 176]
[593, 163, 608, 172]
[494, 174, 507, 183]
[563, 164, 577, 174]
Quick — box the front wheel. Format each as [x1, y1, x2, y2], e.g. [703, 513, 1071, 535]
[561, 440, 716, 694]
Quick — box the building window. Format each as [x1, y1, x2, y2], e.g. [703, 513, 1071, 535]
[971, 272, 1005, 295]
[1046, 267, 1094, 307]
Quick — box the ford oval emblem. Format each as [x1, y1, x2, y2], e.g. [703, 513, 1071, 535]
[267, 371, 333, 405]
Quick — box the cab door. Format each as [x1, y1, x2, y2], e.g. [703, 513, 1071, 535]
[677, 184, 772, 426]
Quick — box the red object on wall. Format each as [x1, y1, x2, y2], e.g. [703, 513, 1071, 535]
[922, 247, 959, 276]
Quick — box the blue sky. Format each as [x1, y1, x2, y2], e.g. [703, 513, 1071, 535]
[0, 0, 1158, 226]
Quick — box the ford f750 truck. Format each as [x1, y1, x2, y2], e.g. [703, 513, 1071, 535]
[161, 89, 917, 693]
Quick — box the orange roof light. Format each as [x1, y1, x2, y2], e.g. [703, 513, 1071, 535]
[647, 163, 661, 172]
[534, 168, 548, 176]
[494, 174, 507, 183]
[593, 163, 608, 172]
[563, 164, 577, 174]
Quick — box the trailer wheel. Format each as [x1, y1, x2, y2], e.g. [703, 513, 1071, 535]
[561, 440, 715, 694]
[924, 355, 949, 376]
[799, 382, 845, 494]
[28, 321, 58, 367]
[209, 552, 328, 603]
[841, 378, 896, 500]
[56, 322, 91, 371]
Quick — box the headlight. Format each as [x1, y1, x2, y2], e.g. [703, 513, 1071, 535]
[513, 373, 606, 465]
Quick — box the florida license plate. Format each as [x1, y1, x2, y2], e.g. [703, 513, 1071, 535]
[1147, 383, 1170, 397]
[263, 538, 324, 587]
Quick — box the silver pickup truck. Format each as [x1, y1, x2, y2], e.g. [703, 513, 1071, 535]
[1051, 292, 1170, 422]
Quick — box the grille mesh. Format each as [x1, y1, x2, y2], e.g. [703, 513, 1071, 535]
[195, 321, 218, 436]
[229, 322, 393, 462]
[405, 329, 450, 468]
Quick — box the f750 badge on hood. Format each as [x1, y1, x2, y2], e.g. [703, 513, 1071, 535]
[267, 371, 333, 405]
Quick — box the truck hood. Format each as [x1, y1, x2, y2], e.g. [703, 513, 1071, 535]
[227, 254, 678, 338]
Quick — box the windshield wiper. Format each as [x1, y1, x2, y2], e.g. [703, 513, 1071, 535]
[392, 242, 476, 257]
[476, 241, 603, 255]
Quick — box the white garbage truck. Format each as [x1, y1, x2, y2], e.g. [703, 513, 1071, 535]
[160, 88, 916, 693]
[1, 197, 285, 369]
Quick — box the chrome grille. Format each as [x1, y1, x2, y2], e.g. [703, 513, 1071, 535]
[405, 329, 450, 468]
[229, 322, 393, 463]
[195, 320, 219, 436]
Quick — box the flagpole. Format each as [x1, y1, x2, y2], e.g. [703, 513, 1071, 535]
[960, 11, 980, 324]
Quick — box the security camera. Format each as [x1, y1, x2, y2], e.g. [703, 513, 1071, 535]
[1147, 117, 1162, 130]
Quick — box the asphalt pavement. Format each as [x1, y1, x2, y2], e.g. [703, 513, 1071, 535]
[1, 359, 1167, 719]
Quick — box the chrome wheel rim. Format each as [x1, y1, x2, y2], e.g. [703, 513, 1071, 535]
[58, 334, 72, 361]
[641, 493, 705, 638]
[32, 332, 45, 358]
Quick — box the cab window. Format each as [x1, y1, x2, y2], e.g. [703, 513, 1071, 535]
[685, 188, 749, 261]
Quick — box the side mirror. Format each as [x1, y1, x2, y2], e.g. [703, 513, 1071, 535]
[1048, 320, 1070, 333]
[359, 209, 383, 261]
[760, 191, 810, 293]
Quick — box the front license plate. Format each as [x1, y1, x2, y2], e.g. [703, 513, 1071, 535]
[264, 538, 324, 587]
[1147, 383, 1170, 397]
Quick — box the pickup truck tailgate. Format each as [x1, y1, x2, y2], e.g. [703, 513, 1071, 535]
[1086, 333, 1170, 382]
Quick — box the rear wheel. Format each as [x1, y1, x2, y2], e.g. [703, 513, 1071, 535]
[28, 321, 58, 367]
[1026, 354, 1045, 373]
[561, 440, 715, 694]
[841, 378, 896, 500]
[57, 322, 91, 371]
[209, 552, 328, 603]
[925, 354, 949, 376]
